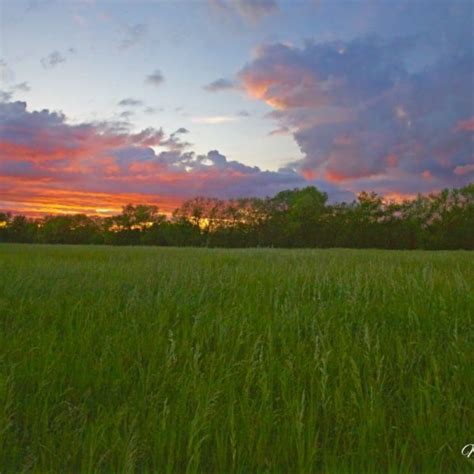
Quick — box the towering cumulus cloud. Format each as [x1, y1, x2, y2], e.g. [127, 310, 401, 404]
[238, 3, 474, 196]
[0, 100, 349, 215]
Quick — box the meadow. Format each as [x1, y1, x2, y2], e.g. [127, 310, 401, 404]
[0, 244, 472, 473]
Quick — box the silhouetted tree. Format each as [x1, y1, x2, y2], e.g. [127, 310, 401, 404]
[1, 184, 472, 249]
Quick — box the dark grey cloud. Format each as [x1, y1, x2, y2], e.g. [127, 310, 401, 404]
[0, 91, 13, 102]
[145, 69, 164, 87]
[237, 110, 251, 117]
[159, 127, 192, 151]
[173, 127, 189, 135]
[12, 82, 31, 92]
[144, 106, 163, 114]
[40, 51, 67, 69]
[203, 78, 236, 92]
[118, 98, 143, 107]
[119, 110, 134, 119]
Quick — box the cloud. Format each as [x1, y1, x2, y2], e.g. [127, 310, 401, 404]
[0, 81, 31, 102]
[0, 91, 13, 102]
[236, 4, 474, 196]
[119, 110, 134, 119]
[144, 106, 163, 114]
[146, 69, 164, 87]
[454, 164, 474, 176]
[455, 117, 474, 132]
[0, 98, 351, 215]
[191, 115, 238, 124]
[161, 127, 192, 151]
[119, 23, 148, 50]
[209, 0, 279, 23]
[239, 37, 412, 109]
[40, 51, 67, 69]
[11, 82, 31, 93]
[118, 98, 143, 107]
[24, 0, 50, 14]
[0, 60, 14, 82]
[234, 0, 278, 22]
[237, 110, 251, 117]
[268, 126, 290, 136]
[203, 78, 236, 92]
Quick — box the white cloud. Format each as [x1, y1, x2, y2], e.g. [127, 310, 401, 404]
[191, 115, 238, 124]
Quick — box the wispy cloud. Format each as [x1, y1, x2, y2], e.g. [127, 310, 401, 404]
[0, 81, 31, 103]
[191, 115, 238, 124]
[268, 126, 290, 136]
[119, 23, 148, 50]
[234, 0, 279, 22]
[144, 106, 163, 115]
[119, 110, 134, 120]
[0, 60, 14, 82]
[209, 0, 279, 23]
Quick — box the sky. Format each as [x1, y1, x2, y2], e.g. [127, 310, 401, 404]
[0, 0, 473, 216]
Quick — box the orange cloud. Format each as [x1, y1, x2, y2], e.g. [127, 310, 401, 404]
[0, 177, 183, 217]
[383, 192, 417, 203]
[1, 101, 325, 215]
[325, 169, 349, 182]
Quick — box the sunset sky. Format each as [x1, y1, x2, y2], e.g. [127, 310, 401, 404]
[0, 0, 473, 216]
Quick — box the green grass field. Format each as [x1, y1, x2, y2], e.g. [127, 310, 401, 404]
[0, 245, 473, 472]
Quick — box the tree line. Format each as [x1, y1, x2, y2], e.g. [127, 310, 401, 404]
[1, 184, 473, 249]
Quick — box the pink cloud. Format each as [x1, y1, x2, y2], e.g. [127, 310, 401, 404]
[421, 170, 433, 180]
[453, 164, 474, 175]
[0, 100, 350, 215]
[455, 117, 474, 132]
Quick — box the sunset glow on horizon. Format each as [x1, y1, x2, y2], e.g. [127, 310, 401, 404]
[1, 0, 473, 216]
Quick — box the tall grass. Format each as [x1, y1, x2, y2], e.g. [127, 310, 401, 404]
[0, 245, 472, 472]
